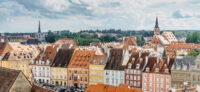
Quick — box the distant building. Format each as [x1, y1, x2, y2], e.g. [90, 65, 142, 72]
[104, 48, 125, 86]
[151, 17, 178, 46]
[55, 38, 77, 46]
[122, 36, 137, 49]
[0, 67, 32, 92]
[36, 21, 46, 42]
[165, 42, 200, 57]
[51, 48, 74, 87]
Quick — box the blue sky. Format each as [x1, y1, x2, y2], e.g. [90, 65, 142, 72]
[0, 0, 200, 32]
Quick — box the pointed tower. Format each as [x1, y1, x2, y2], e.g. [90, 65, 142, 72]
[154, 17, 160, 35]
[38, 21, 41, 33]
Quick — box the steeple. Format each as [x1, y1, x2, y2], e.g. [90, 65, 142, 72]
[38, 21, 41, 33]
[154, 17, 160, 35]
[155, 17, 159, 28]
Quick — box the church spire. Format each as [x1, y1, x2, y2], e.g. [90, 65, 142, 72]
[154, 16, 160, 35]
[155, 16, 159, 28]
[38, 21, 41, 33]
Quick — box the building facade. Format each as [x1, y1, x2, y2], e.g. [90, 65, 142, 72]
[51, 48, 74, 87]
[67, 49, 95, 88]
[142, 56, 175, 92]
[104, 48, 125, 86]
[125, 52, 149, 88]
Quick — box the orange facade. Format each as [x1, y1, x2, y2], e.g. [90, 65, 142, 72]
[67, 50, 95, 88]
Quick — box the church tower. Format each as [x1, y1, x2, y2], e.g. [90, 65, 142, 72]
[38, 21, 41, 33]
[37, 21, 45, 42]
[154, 17, 160, 35]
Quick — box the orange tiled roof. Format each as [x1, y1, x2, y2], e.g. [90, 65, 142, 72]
[85, 84, 142, 92]
[165, 42, 200, 54]
[152, 35, 160, 44]
[55, 38, 76, 45]
[68, 50, 95, 68]
[34, 45, 58, 63]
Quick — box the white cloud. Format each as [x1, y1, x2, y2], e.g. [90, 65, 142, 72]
[0, 0, 200, 32]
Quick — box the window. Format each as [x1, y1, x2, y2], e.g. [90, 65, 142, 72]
[106, 71, 109, 75]
[85, 77, 87, 81]
[130, 75, 133, 80]
[130, 70, 133, 74]
[126, 75, 129, 79]
[137, 82, 140, 87]
[134, 76, 136, 80]
[134, 81, 136, 86]
[126, 81, 129, 85]
[106, 78, 109, 83]
[85, 71, 87, 74]
[112, 79, 114, 84]
[136, 64, 140, 69]
[126, 70, 129, 74]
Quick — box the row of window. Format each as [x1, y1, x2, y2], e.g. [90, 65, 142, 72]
[126, 69, 141, 74]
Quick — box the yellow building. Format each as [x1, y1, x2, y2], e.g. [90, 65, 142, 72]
[50, 48, 75, 87]
[89, 54, 107, 86]
[1, 51, 34, 77]
[89, 64, 105, 85]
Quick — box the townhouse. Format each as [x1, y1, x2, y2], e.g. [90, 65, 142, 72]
[51, 48, 75, 87]
[67, 49, 95, 88]
[125, 52, 150, 88]
[89, 50, 107, 86]
[142, 56, 175, 92]
[104, 48, 125, 86]
[30, 45, 58, 84]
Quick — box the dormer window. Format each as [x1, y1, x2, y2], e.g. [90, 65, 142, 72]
[128, 63, 132, 69]
[132, 58, 135, 63]
[136, 64, 140, 69]
[155, 68, 159, 72]
[146, 67, 150, 72]
[165, 68, 169, 73]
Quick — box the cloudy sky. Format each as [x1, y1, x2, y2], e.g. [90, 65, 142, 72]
[0, 0, 200, 33]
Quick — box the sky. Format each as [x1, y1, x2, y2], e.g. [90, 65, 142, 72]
[0, 0, 200, 33]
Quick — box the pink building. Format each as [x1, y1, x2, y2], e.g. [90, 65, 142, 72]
[142, 57, 175, 92]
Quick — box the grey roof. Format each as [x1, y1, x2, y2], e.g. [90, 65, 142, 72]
[174, 56, 196, 66]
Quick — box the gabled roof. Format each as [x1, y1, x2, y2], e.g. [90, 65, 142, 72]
[0, 42, 13, 56]
[35, 45, 58, 63]
[0, 67, 21, 92]
[68, 50, 95, 68]
[105, 48, 124, 70]
[125, 52, 150, 70]
[152, 35, 160, 44]
[51, 48, 74, 67]
[123, 37, 137, 49]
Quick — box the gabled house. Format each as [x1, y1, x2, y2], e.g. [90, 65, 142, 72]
[104, 48, 125, 86]
[125, 52, 150, 88]
[51, 48, 74, 87]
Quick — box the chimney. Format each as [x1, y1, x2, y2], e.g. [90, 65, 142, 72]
[157, 55, 159, 64]
[167, 56, 170, 65]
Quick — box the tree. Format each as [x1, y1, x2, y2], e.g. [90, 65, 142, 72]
[186, 32, 200, 43]
[187, 48, 200, 57]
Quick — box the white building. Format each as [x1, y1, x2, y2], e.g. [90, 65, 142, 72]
[30, 60, 51, 84]
[104, 70, 125, 86]
[104, 48, 125, 86]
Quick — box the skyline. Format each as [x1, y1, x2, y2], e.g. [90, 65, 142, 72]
[0, 0, 200, 32]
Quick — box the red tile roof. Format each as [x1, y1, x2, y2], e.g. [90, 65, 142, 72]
[68, 50, 95, 68]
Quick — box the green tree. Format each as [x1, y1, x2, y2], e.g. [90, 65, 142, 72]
[187, 49, 200, 57]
